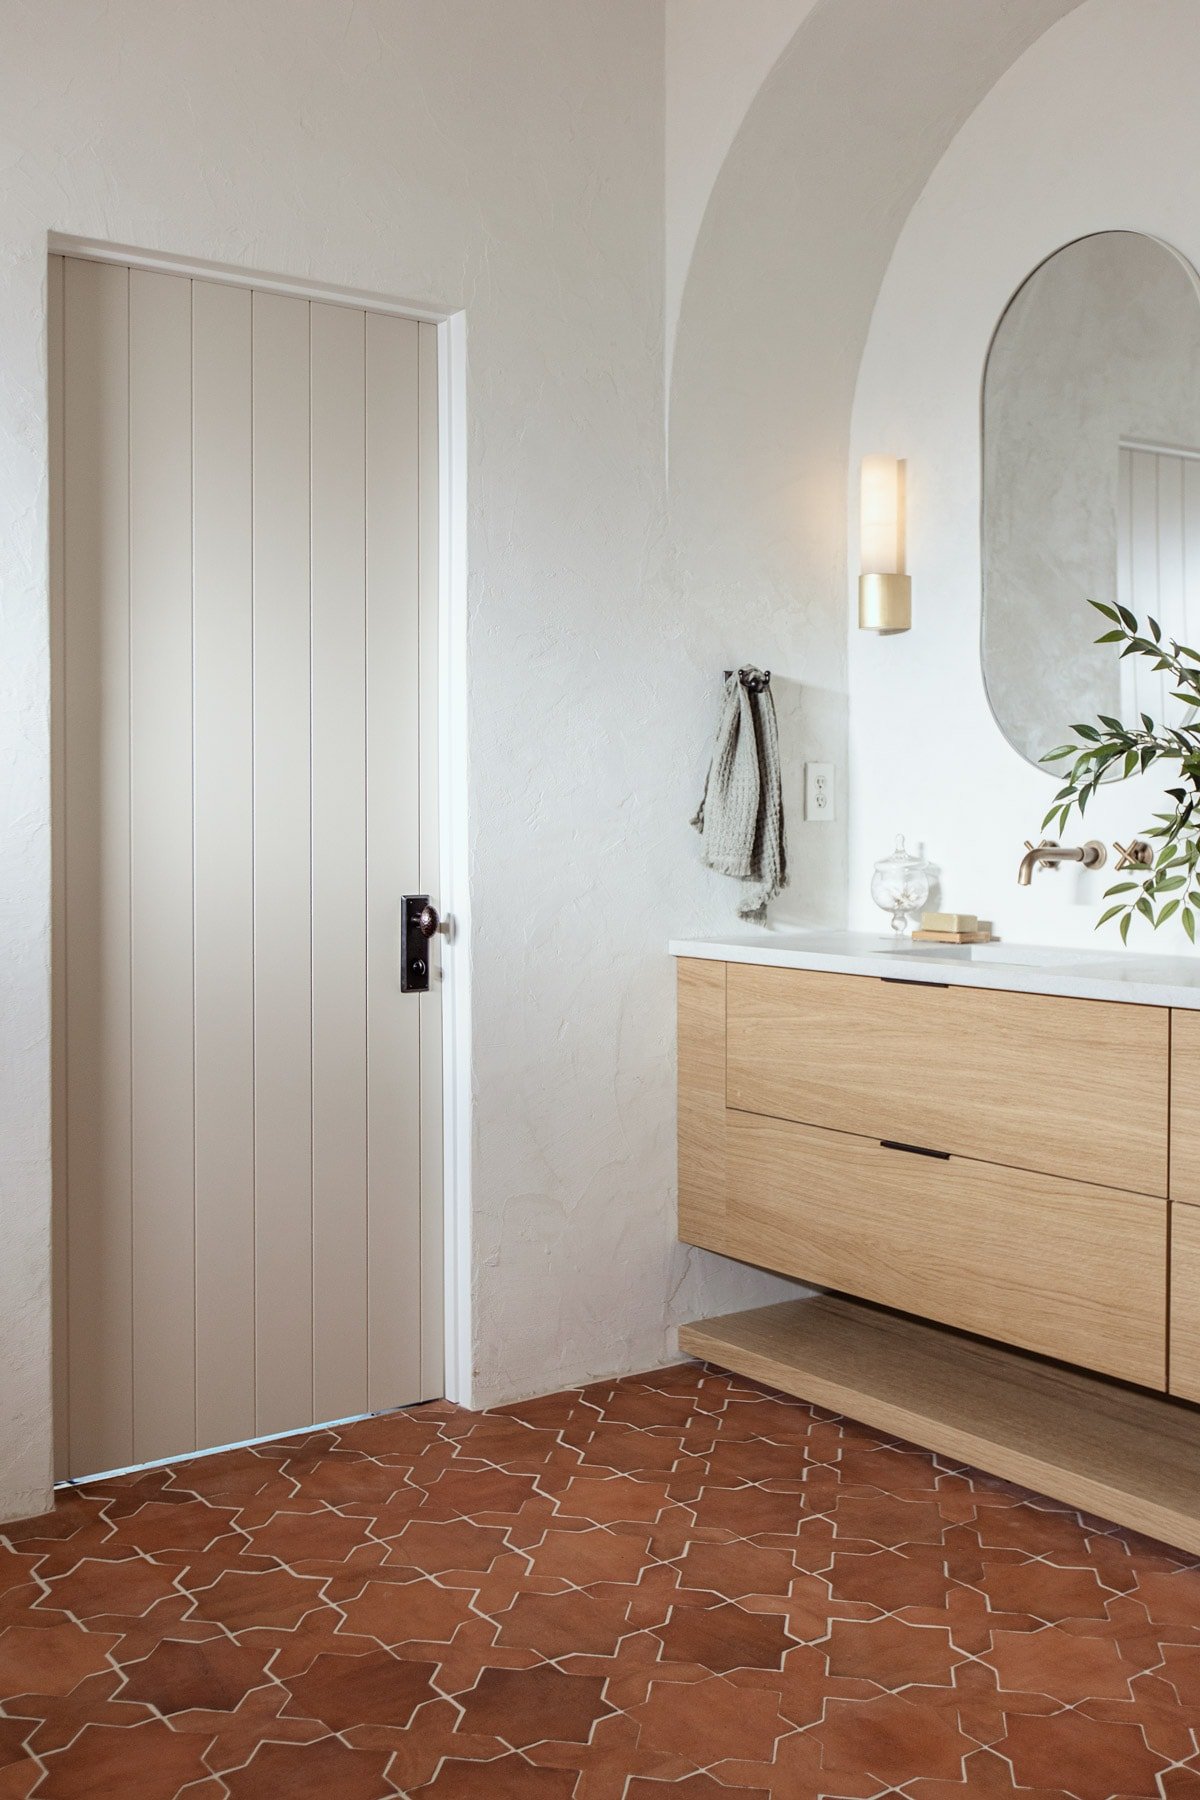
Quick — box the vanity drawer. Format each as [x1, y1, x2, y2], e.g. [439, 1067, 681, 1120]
[724, 1110, 1167, 1388]
[1169, 1202, 1200, 1402]
[726, 964, 1168, 1196]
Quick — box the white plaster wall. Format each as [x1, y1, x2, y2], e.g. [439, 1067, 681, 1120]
[0, 0, 802, 1524]
[664, 0, 816, 392]
[849, 0, 1200, 951]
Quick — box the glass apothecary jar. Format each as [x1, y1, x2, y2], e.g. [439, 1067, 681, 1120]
[870, 834, 930, 935]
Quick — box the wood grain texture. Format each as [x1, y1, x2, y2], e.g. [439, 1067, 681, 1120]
[726, 964, 1169, 1195]
[1170, 1201, 1200, 1403]
[1170, 1008, 1200, 1204]
[680, 1296, 1200, 1555]
[725, 1110, 1166, 1387]
[677, 959, 729, 1252]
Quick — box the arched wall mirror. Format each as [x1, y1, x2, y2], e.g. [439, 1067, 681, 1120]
[981, 230, 1200, 770]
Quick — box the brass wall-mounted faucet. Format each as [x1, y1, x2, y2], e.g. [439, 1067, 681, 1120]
[1016, 839, 1107, 885]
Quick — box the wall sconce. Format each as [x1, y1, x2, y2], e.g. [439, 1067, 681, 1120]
[858, 454, 911, 633]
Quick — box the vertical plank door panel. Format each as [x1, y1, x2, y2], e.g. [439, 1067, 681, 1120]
[252, 291, 315, 1438]
[58, 268, 439, 1475]
[192, 280, 256, 1449]
[417, 320, 444, 1399]
[365, 311, 422, 1410]
[310, 301, 369, 1422]
[128, 269, 196, 1464]
[49, 255, 68, 1480]
[62, 257, 135, 1476]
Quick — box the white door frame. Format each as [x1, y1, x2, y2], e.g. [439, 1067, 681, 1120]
[48, 233, 473, 1411]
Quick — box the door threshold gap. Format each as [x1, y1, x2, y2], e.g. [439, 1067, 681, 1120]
[56, 1400, 429, 1488]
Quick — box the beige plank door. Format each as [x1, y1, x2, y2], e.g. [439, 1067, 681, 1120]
[51, 256, 442, 1480]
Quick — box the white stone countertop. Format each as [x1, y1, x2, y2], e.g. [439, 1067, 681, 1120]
[669, 928, 1200, 1010]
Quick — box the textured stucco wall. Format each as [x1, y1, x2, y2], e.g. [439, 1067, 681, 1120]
[0, 0, 815, 1523]
[849, 0, 1200, 950]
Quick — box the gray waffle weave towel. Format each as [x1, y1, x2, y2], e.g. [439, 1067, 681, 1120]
[691, 669, 788, 920]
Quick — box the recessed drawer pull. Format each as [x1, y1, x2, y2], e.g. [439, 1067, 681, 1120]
[880, 977, 949, 988]
[880, 1139, 951, 1161]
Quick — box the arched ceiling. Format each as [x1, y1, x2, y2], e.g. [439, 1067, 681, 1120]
[665, 0, 820, 384]
[667, 0, 1086, 615]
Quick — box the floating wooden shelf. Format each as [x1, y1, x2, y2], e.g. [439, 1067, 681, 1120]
[679, 1295, 1200, 1554]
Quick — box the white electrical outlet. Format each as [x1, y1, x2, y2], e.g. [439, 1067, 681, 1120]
[804, 762, 835, 821]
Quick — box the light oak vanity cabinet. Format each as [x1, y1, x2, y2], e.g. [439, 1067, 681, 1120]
[1169, 1010, 1200, 1405]
[677, 951, 1200, 1552]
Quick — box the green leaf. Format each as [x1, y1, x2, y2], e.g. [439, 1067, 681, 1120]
[1089, 600, 1120, 622]
[1158, 899, 1181, 925]
[1095, 905, 1126, 928]
[1186, 908, 1197, 944]
[1098, 715, 1124, 732]
[1150, 615, 1163, 643]
[1103, 882, 1138, 896]
[1120, 912, 1132, 943]
[1136, 896, 1155, 920]
[1117, 605, 1138, 630]
[1072, 723, 1101, 741]
[1094, 629, 1125, 644]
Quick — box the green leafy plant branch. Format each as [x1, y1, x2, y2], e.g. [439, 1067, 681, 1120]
[1040, 599, 1200, 944]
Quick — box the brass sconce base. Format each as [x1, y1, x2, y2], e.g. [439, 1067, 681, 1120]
[859, 572, 912, 634]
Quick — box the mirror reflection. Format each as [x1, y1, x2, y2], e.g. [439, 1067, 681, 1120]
[981, 230, 1200, 769]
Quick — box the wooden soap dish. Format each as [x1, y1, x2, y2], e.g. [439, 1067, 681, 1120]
[911, 928, 996, 945]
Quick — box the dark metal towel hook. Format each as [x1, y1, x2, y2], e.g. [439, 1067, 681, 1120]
[724, 668, 772, 694]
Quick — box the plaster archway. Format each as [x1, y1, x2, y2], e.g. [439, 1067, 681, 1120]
[666, 0, 1083, 927]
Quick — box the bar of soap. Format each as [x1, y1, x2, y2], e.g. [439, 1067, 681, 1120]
[921, 911, 977, 933]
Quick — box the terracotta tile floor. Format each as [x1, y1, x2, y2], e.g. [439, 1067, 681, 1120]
[2, 1362, 1200, 1798]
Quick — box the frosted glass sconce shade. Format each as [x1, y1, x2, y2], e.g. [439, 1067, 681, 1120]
[858, 453, 911, 633]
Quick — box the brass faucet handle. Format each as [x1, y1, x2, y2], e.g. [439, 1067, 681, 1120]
[1113, 839, 1154, 871]
[1024, 838, 1056, 853]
